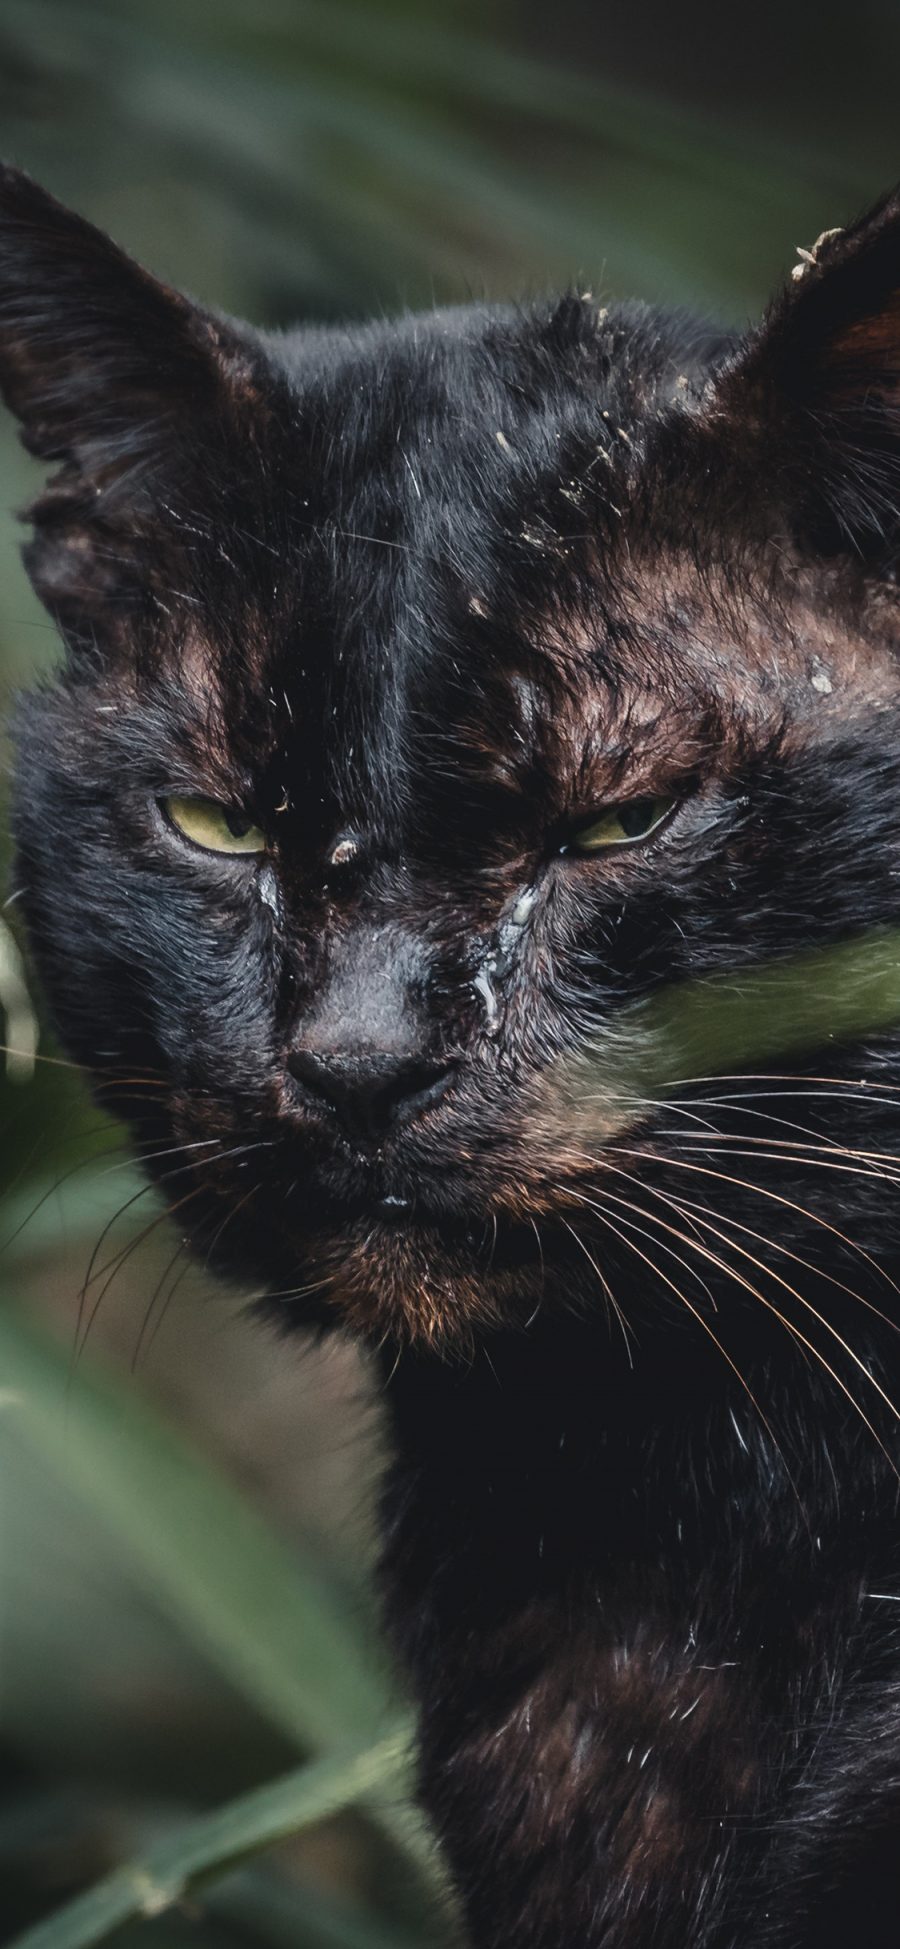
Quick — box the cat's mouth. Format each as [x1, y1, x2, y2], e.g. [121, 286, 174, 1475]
[178, 1093, 621, 1345]
[200, 1138, 551, 1342]
[293, 1191, 544, 1269]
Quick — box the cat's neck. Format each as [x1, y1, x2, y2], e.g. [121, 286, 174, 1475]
[379, 1301, 896, 1607]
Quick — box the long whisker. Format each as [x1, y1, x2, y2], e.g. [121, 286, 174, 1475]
[76, 1185, 205, 1361]
[561, 1129, 900, 1453]
[673, 1201, 900, 1427]
[674, 1084, 900, 1128]
[81, 1138, 272, 1294]
[262, 1277, 334, 1303]
[0, 1042, 168, 1082]
[575, 1189, 792, 1483]
[259, 1273, 339, 1305]
[523, 1217, 546, 1330]
[486, 1212, 499, 1277]
[568, 1183, 718, 1312]
[594, 1144, 900, 1304]
[559, 1216, 634, 1362]
[565, 1116, 900, 1189]
[140, 1250, 196, 1366]
[594, 1175, 899, 1479]
[626, 1182, 900, 1467]
[671, 1070, 900, 1097]
[131, 1233, 193, 1372]
[78, 1180, 168, 1305]
[671, 1189, 900, 1338]
[591, 1153, 900, 1337]
[200, 1179, 262, 1276]
[667, 1128, 900, 1177]
[0, 1138, 135, 1258]
[596, 1163, 900, 1437]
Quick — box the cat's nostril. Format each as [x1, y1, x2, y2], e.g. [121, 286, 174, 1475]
[287, 1046, 456, 1141]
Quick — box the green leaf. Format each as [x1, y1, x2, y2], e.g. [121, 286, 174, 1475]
[563, 924, 900, 1118]
[0, 1299, 452, 1916]
[6, 1736, 413, 1949]
[0, 1302, 390, 1752]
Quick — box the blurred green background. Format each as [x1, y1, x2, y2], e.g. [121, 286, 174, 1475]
[0, 2, 897, 1942]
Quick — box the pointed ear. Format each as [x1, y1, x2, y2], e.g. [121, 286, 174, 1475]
[0, 167, 264, 643]
[710, 189, 900, 557]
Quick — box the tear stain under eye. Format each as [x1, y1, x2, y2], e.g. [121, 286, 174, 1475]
[473, 958, 500, 1030]
[496, 884, 538, 970]
[258, 862, 281, 917]
[511, 887, 538, 927]
[473, 885, 538, 1031]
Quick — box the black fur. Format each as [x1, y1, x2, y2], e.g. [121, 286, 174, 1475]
[4, 167, 900, 1943]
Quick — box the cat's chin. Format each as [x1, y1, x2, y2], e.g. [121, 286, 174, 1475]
[293, 1211, 546, 1350]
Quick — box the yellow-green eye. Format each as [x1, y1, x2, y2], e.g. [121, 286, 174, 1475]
[569, 795, 676, 854]
[163, 796, 267, 856]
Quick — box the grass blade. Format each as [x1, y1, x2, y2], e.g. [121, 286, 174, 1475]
[0, 1299, 390, 1754]
[7, 1734, 411, 1949]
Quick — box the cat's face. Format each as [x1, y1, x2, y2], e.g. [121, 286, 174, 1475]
[5, 169, 900, 1350]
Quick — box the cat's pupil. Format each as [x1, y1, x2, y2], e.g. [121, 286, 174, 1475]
[617, 799, 661, 838]
[224, 809, 253, 839]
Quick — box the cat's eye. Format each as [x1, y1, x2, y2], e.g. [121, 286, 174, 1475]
[163, 795, 267, 856]
[568, 795, 677, 854]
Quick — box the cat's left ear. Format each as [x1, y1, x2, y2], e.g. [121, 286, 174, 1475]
[0, 166, 268, 641]
[707, 190, 900, 556]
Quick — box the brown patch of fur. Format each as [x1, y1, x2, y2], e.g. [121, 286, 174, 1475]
[305, 1225, 526, 1351]
[519, 550, 900, 856]
[452, 1620, 760, 1893]
[828, 291, 900, 397]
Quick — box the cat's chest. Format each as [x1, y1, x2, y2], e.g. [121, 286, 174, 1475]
[389, 1519, 878, 1948]
[400, 1576, 778, 1948]
[379, 1346, 892, 1947]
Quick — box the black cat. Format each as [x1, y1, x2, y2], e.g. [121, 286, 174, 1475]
[3, 165, 900, 1945]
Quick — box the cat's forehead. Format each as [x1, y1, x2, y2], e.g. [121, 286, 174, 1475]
[199, 300, 711, 677]
[266, 295, 707, 501]
[150, 298, 900, 821]
[148, 304, 675, 774]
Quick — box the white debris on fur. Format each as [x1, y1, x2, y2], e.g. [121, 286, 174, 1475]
[329, 837, 360, 867]
[791, 226, 843, 281]
[810, 657, 834, 695]
[473, 958, 499, 1030]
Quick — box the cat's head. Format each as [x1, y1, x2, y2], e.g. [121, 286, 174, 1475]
[4, 166, 900, 1353]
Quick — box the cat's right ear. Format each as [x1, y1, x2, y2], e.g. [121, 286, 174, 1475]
[0, 167, 265, 642]
[700, 189, 900, 559]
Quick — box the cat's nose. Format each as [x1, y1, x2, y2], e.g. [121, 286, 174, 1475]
[288, 1046, 455, 1143]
